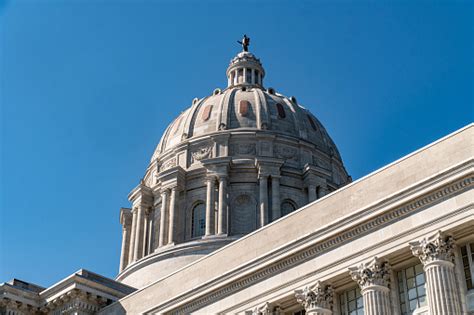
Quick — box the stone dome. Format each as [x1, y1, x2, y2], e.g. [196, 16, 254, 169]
[117, 43, 351, 289]
[152, 51, 342, 163]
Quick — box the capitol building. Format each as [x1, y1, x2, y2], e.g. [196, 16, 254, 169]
[1, 40, 473, 315]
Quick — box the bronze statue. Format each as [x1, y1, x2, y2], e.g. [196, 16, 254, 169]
[237, 34, 250, 52]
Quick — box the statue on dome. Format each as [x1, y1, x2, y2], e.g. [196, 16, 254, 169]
[237, 34, 250, 52]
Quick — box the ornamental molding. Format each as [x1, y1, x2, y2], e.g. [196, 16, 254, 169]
[40, 289, 107, 314]
[154, 172, 472, 315]
[410, 231, 455, 265]
[294, 281, 333, 311]
[349, 257, 391, 289]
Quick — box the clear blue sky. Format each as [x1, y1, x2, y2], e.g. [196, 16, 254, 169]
[0, 0, 472, 287]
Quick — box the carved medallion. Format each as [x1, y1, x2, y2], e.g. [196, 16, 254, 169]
[275, 145, 298, 162]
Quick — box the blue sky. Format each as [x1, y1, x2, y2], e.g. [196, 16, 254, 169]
[0, 0, 472, 287]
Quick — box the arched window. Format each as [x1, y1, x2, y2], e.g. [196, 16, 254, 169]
[281, 199, 297, 216]
[191, 203, 206, 238]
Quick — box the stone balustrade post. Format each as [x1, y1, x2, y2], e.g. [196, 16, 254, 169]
[410, 231, 461, 314]
[349, 257, 391, 315]
[295, 281, 333, 315]
[205, 177, 216, 236]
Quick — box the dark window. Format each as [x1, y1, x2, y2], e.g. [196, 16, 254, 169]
[246, 68, 252, 83]
[281, 200, 297, 216]
[191, 203, 206, 238]
[461, 243, 474, 290]
[276, 103, 286, 118]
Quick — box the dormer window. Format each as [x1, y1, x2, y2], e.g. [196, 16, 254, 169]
[276, 103, 286, 119]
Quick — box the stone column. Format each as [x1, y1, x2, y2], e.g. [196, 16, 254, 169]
[295, 281, 333, 315]
[158, 190, 169, 247]
[271, 176, 281, 221]
[259, 175, 269, 227]
[349, 257, 391, 315]
[146, 208, 154, 254]
[217, 175, 227, 235]
[127, 209, 137, 264]
[234, 70, 238, 85]
[168, 187, 177, 244]
[119, 209, 132, 272]
[243, 68, 247, 84]
[142, 208, 150, 257]
[133, 206, 146, 261]
[205, 177, 215, 236]
[120, 226, 130, 271]
[308, 184, 317, 202]
[410, 231, 461, 314]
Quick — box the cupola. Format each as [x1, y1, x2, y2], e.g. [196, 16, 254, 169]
[226, 35, 265, 87]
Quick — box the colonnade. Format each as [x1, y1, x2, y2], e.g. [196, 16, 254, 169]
[228, 67, 262, 86]
[119, 164, 332, 273]
[289, 231, 462, 315]
[204, 174, 228, 237]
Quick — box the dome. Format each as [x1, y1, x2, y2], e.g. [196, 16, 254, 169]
[152, 52, 342, 164]
[117, 38, 351, 289]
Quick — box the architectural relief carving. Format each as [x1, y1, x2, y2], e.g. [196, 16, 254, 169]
[410, 230, 455, 265]
[161, 158, 177, 171]
[191, 146, 213, 163]
[230, 143, 256, 155]
[295, 281, 333, 313]
[275, 145, 298, 162]
[251, 302, 271, 315]
[349, 257, 391, 289]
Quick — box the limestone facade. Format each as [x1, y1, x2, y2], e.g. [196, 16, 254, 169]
[98, 123, 473, 315]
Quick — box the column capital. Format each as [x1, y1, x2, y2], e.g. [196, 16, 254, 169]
[295, 281, 333, 312]
[256, 157, 283, 178]
[205, 174, 217, 183]
[409, 230, 455, 265]
[349, 257, 391, 289]
[160, 188, 170, 196]
[119, 208, 132, 227]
